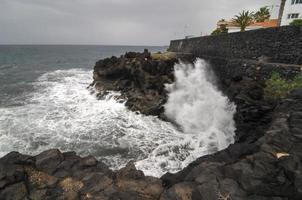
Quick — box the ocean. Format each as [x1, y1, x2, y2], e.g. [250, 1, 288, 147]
[0, 45, 236, 177]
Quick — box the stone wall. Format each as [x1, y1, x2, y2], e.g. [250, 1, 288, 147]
[169, 26, 302, 65]
[206, 57, 302, 82]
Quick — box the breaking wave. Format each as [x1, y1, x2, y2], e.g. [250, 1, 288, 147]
[136, 59, 236, 176]
[0, 69, 181, 172]
[0, 59, 236, 177]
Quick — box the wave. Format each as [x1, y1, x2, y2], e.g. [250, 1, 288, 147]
[0, 59, 236, 177]
[136, 59, 236, 176]
[0, 68, 181, 174]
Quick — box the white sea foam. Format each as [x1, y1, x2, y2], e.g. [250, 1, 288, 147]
[0, 59, 236, 177]
[0, 69, 181, 170]
[135, 59, 236, 176]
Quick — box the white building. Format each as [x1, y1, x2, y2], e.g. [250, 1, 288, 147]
[281, 0, 302, 25]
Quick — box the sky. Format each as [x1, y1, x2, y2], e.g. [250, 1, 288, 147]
[0, 0, 279, 46]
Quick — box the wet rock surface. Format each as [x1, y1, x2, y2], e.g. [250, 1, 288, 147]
[159, 56, 302, 199]
[161, 87, 302, 200]
[1, 87, 302, 199]
[0, 150, 163, 200]
[91, 50, 179, 118]
[1, 51, 302, 199]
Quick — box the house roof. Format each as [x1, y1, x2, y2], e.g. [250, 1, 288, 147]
[250, 19, 278, 28]
[217, 19, 278, 28]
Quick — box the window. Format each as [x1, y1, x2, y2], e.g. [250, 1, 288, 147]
[288, 13, 300, 19]
[293, 13, 299, 18]
[292, 0, 302, 4]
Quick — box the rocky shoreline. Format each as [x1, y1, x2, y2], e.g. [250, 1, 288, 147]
[91, 50, 179, 119]
[1, 50, 302, 199]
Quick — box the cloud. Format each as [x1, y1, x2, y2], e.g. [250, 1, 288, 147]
[0, 0, 278, 45]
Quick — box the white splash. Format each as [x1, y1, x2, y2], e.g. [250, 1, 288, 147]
[0, 60, 236, 178]
[0, 69, 181, 169]
[135, 59, 236, 176]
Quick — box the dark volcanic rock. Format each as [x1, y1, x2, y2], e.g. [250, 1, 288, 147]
[169, 26, 302, 65]
[0, 150, 164, 200]
[35, 149, 64, 174]
[1, 66, 302, 199]
[92, 50, 179, 118]
[160, 89, 302, 200]
[1, 49, 302, 199]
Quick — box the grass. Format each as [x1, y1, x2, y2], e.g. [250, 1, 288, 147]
[264, 72, 302, 98]
[151, 52, 177, 61]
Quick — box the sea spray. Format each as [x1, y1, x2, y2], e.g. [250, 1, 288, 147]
[165, 59, 236, 147]
[0, 69, 181, 170]
[0, 60, 236, 178]
[136, 59, 236, 176]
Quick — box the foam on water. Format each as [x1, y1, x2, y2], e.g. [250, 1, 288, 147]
[0, 68, 181, 171]
[0, 59, 236, 177]
[136, 59, 236, 176]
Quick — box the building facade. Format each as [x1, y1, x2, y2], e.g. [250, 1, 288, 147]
[281, 0, 302, 25]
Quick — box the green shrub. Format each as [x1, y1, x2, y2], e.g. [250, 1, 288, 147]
[290, 19, 302, 26]
[265, 72, 302, 98]
[211, 24, 228, 36]
[211, 29, 222, 36]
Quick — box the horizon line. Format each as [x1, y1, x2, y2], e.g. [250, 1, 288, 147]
[0, 43, 169, 47]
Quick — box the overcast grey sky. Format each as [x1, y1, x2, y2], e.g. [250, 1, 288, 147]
[0, 0, 279, 45]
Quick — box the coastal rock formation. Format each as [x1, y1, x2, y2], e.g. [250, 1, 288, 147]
[1, 89, 302, 199]
[91, 50, 179, 118]
[0, 149, 164, 200]
[1, 48, 302, 199]
[68, 49, 302, 199]
[161, 85, 302, 200]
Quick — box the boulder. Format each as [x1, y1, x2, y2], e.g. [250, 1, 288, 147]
[0, 182, 27, 200]
[35, 149, 64, 174]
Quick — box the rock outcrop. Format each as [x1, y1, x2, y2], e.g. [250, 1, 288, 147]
[91, 50, 179, 118]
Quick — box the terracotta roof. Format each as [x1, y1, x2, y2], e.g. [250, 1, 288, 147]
[250, 19, 278, 28]
[217, 19, 278, 29]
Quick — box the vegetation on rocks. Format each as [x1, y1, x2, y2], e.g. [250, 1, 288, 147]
[290, 19, 302, 26]
[265, 72, 302, 98]
[151, 52, 177, 61]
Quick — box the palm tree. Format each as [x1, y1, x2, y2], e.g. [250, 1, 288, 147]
[277, 0, 287, 26]
[254, 7, 271, 22]
[233, 11, 254, 32]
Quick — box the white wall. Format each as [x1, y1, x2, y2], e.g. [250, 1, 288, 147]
[227, 26, 264, 33]
[281, 0, 302, 25]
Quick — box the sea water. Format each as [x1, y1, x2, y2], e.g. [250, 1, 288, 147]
[0, 45, 235, 177]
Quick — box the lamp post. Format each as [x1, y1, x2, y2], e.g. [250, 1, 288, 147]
[277, 0, 287, 26]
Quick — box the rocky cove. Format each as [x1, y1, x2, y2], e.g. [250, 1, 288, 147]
[1, 27, 302, 200]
